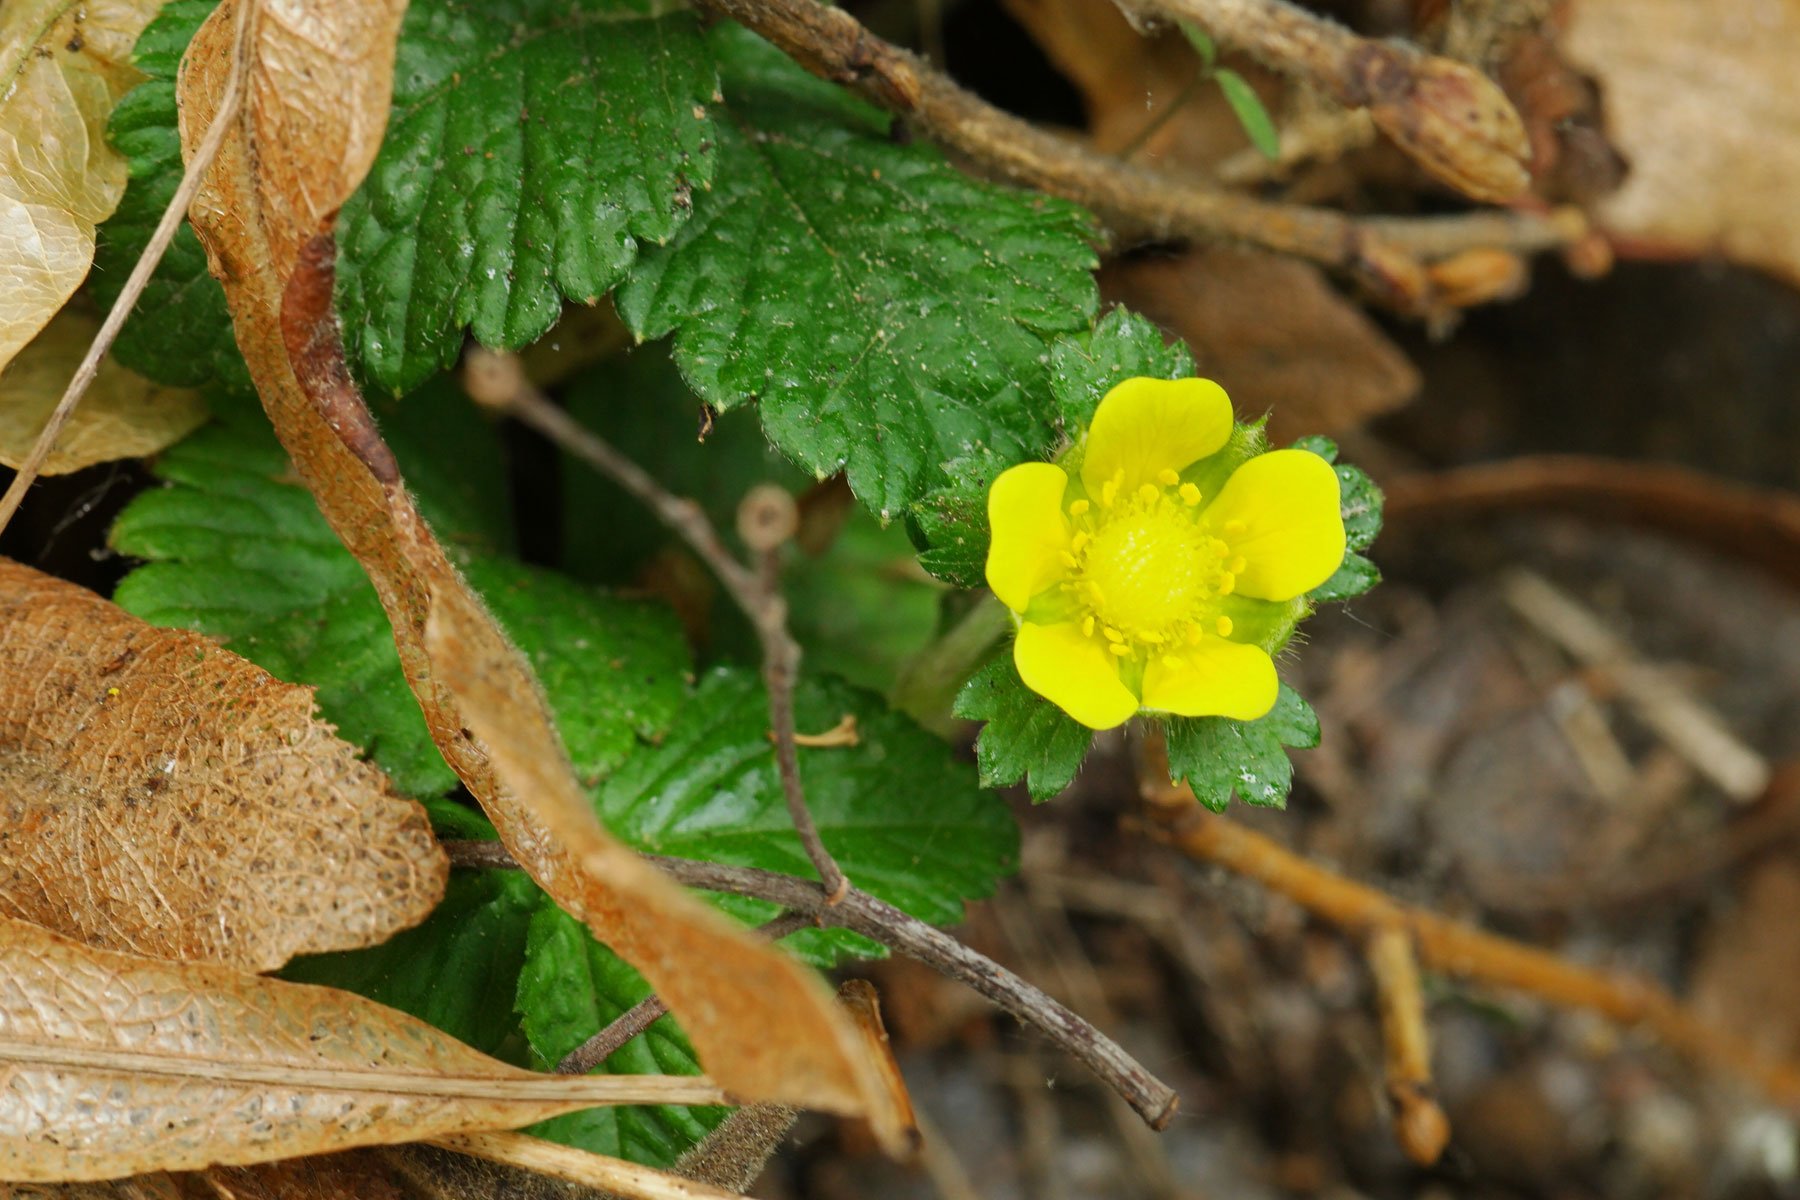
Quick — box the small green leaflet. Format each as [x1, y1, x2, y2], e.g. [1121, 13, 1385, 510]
[617, 25, 1100, 518]
[91, 0, 248, 391]
[1293, 435, 1385, 602]
[336, 0, 718, 395]
[1213, 69, 1282, 161]
[955, 657, 1092, 802]
[1163, 684, 1320, 811]
[1177, 20, 1281, 161]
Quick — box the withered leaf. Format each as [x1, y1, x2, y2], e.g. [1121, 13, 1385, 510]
[0, 917, 730, 1182]
[0, 558, 443, 973]
[173, 0, 903, 1140]
[0, 0, 163, 374]
[0, 307, 206, 474]
[1565, 0, 1800, 286]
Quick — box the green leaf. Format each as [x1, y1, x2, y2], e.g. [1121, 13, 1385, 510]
[1179, 21, 1218, 68]
[336, 0, 718, 395]
[1289, 434, 1337, 463]
[1337, 462, 1384, 552]
[784, 513, 943, 692]
[616, 25, 1100, 518]
[109, 384, 688, 796]
[909, 448, 1009, 589]
[517, 903, 727, 1167]
[1049, 307, 1193, 433]
[954, 656, 1093, 802]
[592, 667, 1018, 964]
[282, 869, 541, 1061]
[1213, 68, 1281, 161]
[1163, 683, 1318, 811]
[92, 0, 248, 391]
[1312, 551, 1380, 602]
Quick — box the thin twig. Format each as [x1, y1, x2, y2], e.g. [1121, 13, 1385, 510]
[464, 350, 849, 899]
[689, 0, 1585, 313]
[0, 0, 262, 538]
[443, 840, 1182, 1130]
[1148, 802, 1800, 1109]
[1364, 925, 1450, 1165]
[556, 910, 816, 1076]
[1116, 0, 1530, 202]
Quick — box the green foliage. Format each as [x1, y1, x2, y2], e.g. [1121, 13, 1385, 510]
[336, 0, 718, 395]
[910, 448, 1010, 590]
[282, 869, 542, 1061]
[1049, 308, 1194, 433]
[1214, 69, 1281, 161]
[1163, 684, 1320, 811]
[616, 25, 1100, 517]
[955, 657, 1093, 801]
[517, 905, 727, 1167]
[92, 0, 247, 390]
[593, 667, 1018, 964]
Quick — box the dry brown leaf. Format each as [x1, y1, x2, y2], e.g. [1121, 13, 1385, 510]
[1564, 0, 1800, 285]
[0, 307, 206, 473]
[0, 917, 730, 1182]
[0, 558, 443, 972]
[171, 0, 902, 1140]
[1099, 246, 1419, 442]
[0, 0, 164, 374]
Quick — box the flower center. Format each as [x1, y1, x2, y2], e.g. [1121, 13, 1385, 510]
[1061, 471, 1244, 656]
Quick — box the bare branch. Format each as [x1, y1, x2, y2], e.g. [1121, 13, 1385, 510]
[442, 841, 1182, 1130]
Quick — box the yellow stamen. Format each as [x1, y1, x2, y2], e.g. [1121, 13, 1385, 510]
[1101, 479, 1119, 507]
[1179, 483, 1202, 506]
[1218, 571, 1236, 596]
[1140, 630, 1163, 644]
[1082, 615, 1095, 636]
[1162, 654, 1184, 671]
[1102, 626, 1125, 643]
[1060, 551, 1079, 568]
[1069, 498, 1090, 517]
[1071, 532, 1089, 553]
[1229, 555, 1247, 574]
[1186, 624, 1204, 645]
[1108, 642, 1132, 657]
[1157, 468, 1180, 487]
[1215, 616, 1233, 637]
[1137, 483, 1159, 505]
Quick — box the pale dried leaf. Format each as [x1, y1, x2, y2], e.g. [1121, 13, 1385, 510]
[172, 0, 901, 1139]
[0, 307, 206, 472]
[0, 917, 730, 1182]
[0, 0, 164, 373]
[1099, 246, 1419, 442]
[0, 558, 443, 972]
[435, 1132, 744, 1200]
[1565, 0, 1800, 286]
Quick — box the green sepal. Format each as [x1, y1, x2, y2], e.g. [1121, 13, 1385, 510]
[1163, 683, 1320, 811]
[954, 656, 1093, 802]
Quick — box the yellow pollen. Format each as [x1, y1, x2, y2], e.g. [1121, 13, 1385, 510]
[1229, 555, 1247, 574]
[1102, 626, 1124, 643]
[1101, 479, 1119, 507]
[1186, 624, 1204, 644]
[1218, 571, 1236, 596]
[1069, 498, 1090, 517]
[1215, 616, 1233, 637]
[1075, 499, 1217, 643]
[1179, 483, 1202, 506]
[1109, 642, 1132, 657]
[1140, 631, 1163, 644]
[1209, 537, 1229, 556]
[1157, 468, 1180, 486]
[1082, 615, 1095, 636]
[1137, 483, 1159, 505]
[1071, 532, 1090, 553]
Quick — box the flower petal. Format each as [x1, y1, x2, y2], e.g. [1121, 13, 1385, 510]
[1140, 638, 1279, 720]
[1014, 620, 1139, 731]
[1080, 377, 1234, 496]
[1205, 449, 1345, 601]
[985, 462, 1073, 613]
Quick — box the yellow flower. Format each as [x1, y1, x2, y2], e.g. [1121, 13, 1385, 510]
[985, 377, 1345, 730]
